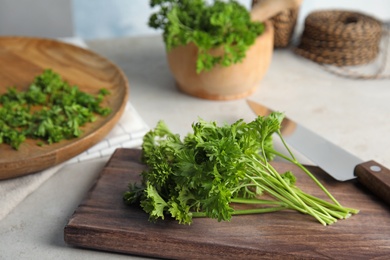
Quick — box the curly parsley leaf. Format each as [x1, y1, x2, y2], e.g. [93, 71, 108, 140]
[149, 0, 265, 73]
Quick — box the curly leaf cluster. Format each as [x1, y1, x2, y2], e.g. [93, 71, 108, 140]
[149, 0, 265, 73]
[125, 115, 282, 224]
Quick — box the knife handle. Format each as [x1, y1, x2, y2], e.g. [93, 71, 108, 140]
[355, 160, 390, 206]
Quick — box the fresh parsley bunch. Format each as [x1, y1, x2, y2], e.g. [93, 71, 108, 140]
[124, 114, 359, 226]
[149, 0, 265, 73]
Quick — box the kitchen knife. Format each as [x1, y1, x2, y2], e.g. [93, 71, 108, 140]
[247, 99, 390, 206]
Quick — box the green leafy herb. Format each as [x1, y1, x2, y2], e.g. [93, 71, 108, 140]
[149, 0, 265, 73]
[0, 69, 112, 150]
[124, 114, 359, 226]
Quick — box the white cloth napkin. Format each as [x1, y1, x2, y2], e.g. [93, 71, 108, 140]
[0, 38, 149, 221]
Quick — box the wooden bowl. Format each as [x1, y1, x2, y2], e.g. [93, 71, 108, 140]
[166, 21, 274, 100]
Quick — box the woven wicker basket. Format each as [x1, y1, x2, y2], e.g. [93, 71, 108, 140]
[252, 0, 300, 48]
[295, 10, 383, 66]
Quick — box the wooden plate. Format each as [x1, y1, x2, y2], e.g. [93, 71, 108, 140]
[0, 37, 129, 180]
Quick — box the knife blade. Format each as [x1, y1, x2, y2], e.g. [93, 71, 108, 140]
[247, 99, 390, 206]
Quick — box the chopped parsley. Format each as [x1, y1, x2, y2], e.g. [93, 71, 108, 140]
[0, 69, 111, 150]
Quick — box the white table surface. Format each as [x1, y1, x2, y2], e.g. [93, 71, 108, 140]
[1, 35, 389, 259]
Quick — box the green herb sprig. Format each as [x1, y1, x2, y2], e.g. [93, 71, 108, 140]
[124, 113, 359, 226]
[149, 0, 265, 73]
[0, 69, 111, 150]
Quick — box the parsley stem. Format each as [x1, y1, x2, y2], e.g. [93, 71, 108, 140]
[231, 207, 287, 215]
[245, 172, 328, 225]
[297, 190, 359, 215]
[276, 130, 297, 161]
[268, 146, 341, 207]
[231, 198, 286, 206]
[252, 158, 328, 225]
[191, 207, 287, 218]
[246, 164, 338, 225]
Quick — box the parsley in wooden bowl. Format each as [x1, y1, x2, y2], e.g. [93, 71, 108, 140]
[148, 0, 300, 100]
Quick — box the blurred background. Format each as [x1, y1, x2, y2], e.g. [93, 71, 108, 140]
[0, 0, 389, 39]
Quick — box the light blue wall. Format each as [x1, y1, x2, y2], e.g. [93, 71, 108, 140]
[0, 0, 389, 39]
[72, 0, 252, 39]
[73, 0, 153, 39]
[73, 0, 390, 39]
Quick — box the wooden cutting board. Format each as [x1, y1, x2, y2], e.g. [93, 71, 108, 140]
[64, 148, 390, 259]
[0, 37, 128, 179]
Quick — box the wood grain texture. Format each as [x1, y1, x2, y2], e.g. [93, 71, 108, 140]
[355, 160, 390, 206]
[64, 148, 390, 259]
[0, 37, 129, 179]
